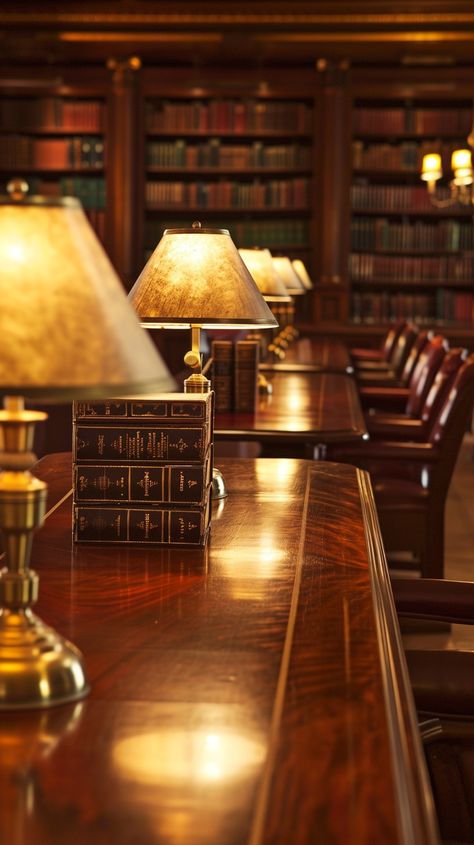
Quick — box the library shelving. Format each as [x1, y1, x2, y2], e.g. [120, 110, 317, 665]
[0, 57, 473, 346]
[0, 83, 108, 247]
[139, 68, 318, 284]
[350, 93, 474, 332]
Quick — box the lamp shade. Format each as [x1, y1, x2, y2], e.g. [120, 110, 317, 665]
[451, 148, 473, 185]
[0, 193, 176, 398]
[291, 259, 314, 290]
[239, 248, 291, 302]
[129, 225, 278, 330]
[421, 153, 442, 182]
[272, 256, 306, 295]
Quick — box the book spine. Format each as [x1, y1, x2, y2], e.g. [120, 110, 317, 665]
[74, 502, 211, 546]
[74, 458, 212, 505]
[74, 425, 210, 463]
[211, 340, 234, 412]
[234, 340, 259, 412]
[73, 395, 212, 421]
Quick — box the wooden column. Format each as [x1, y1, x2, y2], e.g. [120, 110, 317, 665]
[106, 56, 141, 289]
[313, 59, 351, 325]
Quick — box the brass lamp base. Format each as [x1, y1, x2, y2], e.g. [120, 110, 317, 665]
[258, 372, 273, 395]
[0, 607, 89, 710]
[212, 467, 227, 500]
[0, 396, 89, 710]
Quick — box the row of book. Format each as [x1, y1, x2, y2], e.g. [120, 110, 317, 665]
[0, 135, 105, 169]
[353, 107, 472, 136]
[146, 99, 312, 134]
[145, 178, 310, 209]
[349, 252, 474, 283]
[211, 339, 259, 413]
[146, 140, 312, 170]
[352, 140, 462, 172]
[350, 218, 474, 252]
[26, 176, 106, 210]
[352, 290, 474, 326]
[73, 394, 214, 546]
[0, 97, 103, 131]
[144, 217, 309, 251]
[351, 182, 454, 213]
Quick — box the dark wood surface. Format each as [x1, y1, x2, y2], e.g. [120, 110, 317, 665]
[259, 337, 353, 374]
[216, 371, 367, 445]
[0, 452, 438, 845]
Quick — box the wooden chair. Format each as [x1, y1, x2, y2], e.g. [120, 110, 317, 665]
[359, 333, 447, 414]
[354, 321, 418, 379]
[328, 354, 474, 578]
[350, 318, 406, 363]
[366, 347, 466, 440]
[392, 577, 474, 844]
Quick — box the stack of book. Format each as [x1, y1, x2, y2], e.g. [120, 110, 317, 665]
[211, 339, 259, 412]
[72, 393, 214, 546]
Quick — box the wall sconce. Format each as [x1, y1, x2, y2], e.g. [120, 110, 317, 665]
[421, 147, 474, 207]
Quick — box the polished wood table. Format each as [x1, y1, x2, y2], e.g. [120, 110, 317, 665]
[260, 337, 353, 374]
[216, 371, 367, 450]
[0, 453, 438, 845]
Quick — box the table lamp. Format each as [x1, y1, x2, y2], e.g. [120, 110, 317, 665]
[0, 181, 176, 710]
[272, 255, 306, 296]
[129, 223, 277, 392]
[238, 247, 292, 369]
[272, 255, 306, 339]
[292, 258, 314, 290]
[129, 223, 277, 497]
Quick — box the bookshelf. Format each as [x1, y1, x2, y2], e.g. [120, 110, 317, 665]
[0, 86, 107, 247]
[0, 57, 473, 346]
[350, 95, 474, 332]
[139, 69, 318, 280]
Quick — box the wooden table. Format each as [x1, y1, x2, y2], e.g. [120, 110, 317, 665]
[259, 337, 353, 374]
[216, 371, 367, 451]
[0, 453, 438, 845]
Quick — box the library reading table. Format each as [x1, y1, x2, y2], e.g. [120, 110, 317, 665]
[259, 337, 353, 374]
[0, 452, 438, 845]
[215, 371, 367, 452]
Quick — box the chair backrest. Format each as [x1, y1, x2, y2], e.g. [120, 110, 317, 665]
[422, 348, 468, 428]
[388, 323, 418, 377]
[427, 353, 474, 493]
[405, 335, 447, 416]
[398, 329, 431, 387]
[381, 318, 407, 361]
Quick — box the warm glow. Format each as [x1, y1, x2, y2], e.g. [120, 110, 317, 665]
[113, 728, 265, 785]
[421, 153, 442, 182]
[239, 248, 290, 300]
[129, 226, 278, 329]
[291, 259, 313, 290]
[451, 148, 473, 185]
[272, 256, 306, 294]
[0, 198, 175, 397]
[451, 148, 472, 171]
[2, 241, 26, 264]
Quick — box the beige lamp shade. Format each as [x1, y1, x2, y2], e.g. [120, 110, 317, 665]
[291, 259, 314, 290]
[239, 248, 291, 302]
[129, 225, 277, 330]
[272, 256, 306, 295]
[0, 193, 176, 398]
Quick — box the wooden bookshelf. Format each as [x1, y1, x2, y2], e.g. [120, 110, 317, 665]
[0, 54, 473, 344]
[138, 67, 319, 292]
[350, 89, 474, 331]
